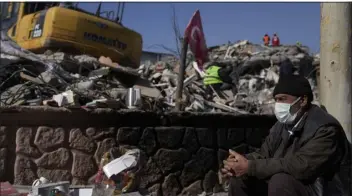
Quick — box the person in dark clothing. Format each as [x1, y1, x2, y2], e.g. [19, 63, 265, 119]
[222, 74, 351, 196]
[280, 58, 294, 76]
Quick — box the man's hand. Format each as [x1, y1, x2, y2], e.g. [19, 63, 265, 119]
[223, 150, 249, 177]
[220, 157, 237, 177]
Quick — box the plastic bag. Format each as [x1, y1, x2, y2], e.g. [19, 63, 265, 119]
[108, 149, 140, 195]
[93, 149, 141, 196]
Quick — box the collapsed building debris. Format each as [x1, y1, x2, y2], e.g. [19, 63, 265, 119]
[0, 32, 319, 115]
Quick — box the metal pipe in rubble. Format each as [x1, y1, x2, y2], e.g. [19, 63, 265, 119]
[175, 39, 189, 111]
[320, 3, 352, 143]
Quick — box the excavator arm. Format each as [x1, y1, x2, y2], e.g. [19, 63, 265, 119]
[0, 2, 143, 68]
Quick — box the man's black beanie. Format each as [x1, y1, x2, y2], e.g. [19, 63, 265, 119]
[273, 74, 313, 102]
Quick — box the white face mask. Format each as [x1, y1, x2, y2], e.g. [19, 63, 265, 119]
[274, 97, 301, 124]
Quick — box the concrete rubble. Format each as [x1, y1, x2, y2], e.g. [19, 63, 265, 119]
[0, 32, 319, 115]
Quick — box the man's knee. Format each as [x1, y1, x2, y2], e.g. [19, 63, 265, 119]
[229, 177, 244, 190]
[228, 177, 247, 196]
[269, 173, 296, 188]
[268, 173, 309, 196]
[229, 177, 267, 196]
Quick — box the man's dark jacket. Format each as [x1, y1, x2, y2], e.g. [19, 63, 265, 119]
[246, 105, 351, 196]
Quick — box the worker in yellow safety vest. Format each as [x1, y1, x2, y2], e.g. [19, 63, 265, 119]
[296, 41, 302, 47]
[203, 63, 235, 99]
[204, 65, 223, 86]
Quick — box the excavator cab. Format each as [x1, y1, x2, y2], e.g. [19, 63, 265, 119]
[2, 2, 59, 40]
[0, 2, 142, 68]
[1, 2, 126, 36]
[0, 2, 20, 37]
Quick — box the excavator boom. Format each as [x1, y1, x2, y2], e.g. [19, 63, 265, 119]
[0, 2, 143, 68]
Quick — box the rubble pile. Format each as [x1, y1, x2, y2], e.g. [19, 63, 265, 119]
[0, 32, 319, 114]
[197, 40, 320, 114]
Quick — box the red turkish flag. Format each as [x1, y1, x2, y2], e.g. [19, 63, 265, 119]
[184, 10, 208, 70]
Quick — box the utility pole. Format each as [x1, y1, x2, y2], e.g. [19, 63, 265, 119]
[320, 3, 352, 144]
[320, 4, 352, 196]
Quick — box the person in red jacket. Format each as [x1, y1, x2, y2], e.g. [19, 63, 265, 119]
[272, 33, 280, 46]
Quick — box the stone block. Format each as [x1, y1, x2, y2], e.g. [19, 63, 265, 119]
[71, 152, 96, 179]
[37, 168, 72, 182]
[117, 127, 141, 145]
[72, 178, 87, 185]
[139, 128, 157, 155]
[231, 143, 248, 154]
[16, 127, 41, 158]
[180, 147, 215, 187]
[227, 128, 245, 146]
[182, 128, 199, 154]
[203, 170, 218, 193]
[148, 183, 161, 196]
[69, 129, 96, 153]
[162, 173, 181, 196]
[217, 128, 245, 149]
[246, 128, 269, 148]
[35, 148, 71, 169]
[180, 180, 202, 196]
[140, 158, 163, 189]
[94, 138, 116, 164]
[196, 128, 215, 147]
[34, 126, 65, 150]
[155, 127, 184, 148]
[180, 159, 201, 186]
[14, 156, 37, 185]
[154, 148, 188, 174]
[86, 127, 116, 140]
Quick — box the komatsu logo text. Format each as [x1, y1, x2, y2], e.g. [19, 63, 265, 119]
[83, 32, 127, 50]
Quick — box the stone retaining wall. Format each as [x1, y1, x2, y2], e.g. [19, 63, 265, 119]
[0, 106, 276, 195]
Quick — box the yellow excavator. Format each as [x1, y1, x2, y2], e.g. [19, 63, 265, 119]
[0, 2, 143, 68]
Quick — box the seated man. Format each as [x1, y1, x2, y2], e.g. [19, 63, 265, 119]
[222, 74, 350, 196]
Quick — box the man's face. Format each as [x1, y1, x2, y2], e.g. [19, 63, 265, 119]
[274, 93, 307, 112]
[274, 94, 297, 104]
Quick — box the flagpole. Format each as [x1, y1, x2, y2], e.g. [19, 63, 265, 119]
[175, 10, 206, 111]
[175, 39, 188, 111]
